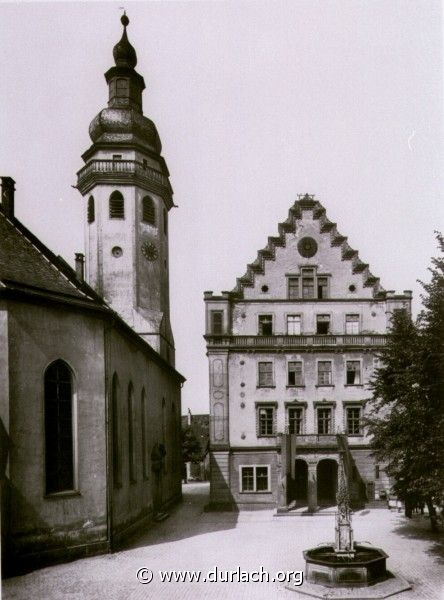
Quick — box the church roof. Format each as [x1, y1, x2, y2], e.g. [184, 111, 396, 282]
[0, 208, 185, 381]
[232, 193, 384, 298]
[0, 210, 99, 304]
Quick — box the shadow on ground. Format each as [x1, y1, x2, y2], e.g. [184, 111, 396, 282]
[392, 515, 444, 565]
[120, 482, 239, 550]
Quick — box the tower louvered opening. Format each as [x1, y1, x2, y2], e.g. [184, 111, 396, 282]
[87, 196, 95, 223]
[109, 191, 125, 219]
[142, 196, 155, 225]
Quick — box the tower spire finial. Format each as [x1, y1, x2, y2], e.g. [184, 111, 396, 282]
[113, 9, 137, 68]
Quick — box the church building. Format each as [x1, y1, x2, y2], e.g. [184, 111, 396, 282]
[0, 15, 184, 573]
[204, 193, 411, 511]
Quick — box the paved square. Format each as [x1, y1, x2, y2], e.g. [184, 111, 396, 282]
[3, 483, 443, 600]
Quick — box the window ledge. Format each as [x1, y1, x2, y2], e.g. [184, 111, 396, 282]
[257, 434, 277, 438]
[286, 385, 305, 388]
[315, 384, 334, 388]
[240, 491, 272, 494]
[45, 490, 81, 500]
[346, 434, 364, 438]
[344, 384, 364, 387]
[256, 385, 276, 389]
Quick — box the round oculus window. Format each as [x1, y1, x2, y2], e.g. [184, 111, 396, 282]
[112, 246, 123, 258]
[297, 236, 318, 258]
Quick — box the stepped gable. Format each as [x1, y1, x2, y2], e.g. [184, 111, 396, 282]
[232, 193, 384, 298]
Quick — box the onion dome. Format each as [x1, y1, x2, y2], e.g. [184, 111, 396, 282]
[89, 108, 162, 154]
[113, 13, 137, 69]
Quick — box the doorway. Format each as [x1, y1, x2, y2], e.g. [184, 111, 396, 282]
[294, 459, 308, 505]
[317, 459, 338, 506]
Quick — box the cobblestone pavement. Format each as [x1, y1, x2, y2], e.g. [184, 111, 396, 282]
[3, 483, 444, 600]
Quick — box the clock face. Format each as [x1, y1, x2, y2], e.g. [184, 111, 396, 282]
[141, 242, 158, 261]
[297, 236, 318, 258]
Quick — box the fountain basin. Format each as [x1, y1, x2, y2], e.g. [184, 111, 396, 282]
[304, 544, 388, 587]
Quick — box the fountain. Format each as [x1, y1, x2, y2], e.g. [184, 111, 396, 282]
[293, 454, 411, 598]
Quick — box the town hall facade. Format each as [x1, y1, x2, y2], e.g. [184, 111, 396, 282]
[205, 193, 411, 511]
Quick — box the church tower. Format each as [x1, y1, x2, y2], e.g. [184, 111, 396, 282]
[77, 14, 175, 363]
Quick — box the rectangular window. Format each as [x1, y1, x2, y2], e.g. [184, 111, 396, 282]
[288, 407, 303, 434]
[302, 276, 315, 299]
[316, 314, 330, 334]
[317, 407, 332, 434]
[346, 360, 361, 385]
[112, 154, 122, 160]
[287, 314, 301, 335]
[258, 362, 274, 387]
[211, 310, 223, 335]
[288, 277, 299, 299]
[240, 465, 270, 493]
[288, 361, 303, 386]
[346, 407, 362, 435]
[241, 466, 255, 491]
[116, 78, 128, 97]
[317, 276, 329, 299]
[375, 465, 380, 479]
[258, 406, 275, 436]
[317, 361, 332, 385]
[345, 314, 360, 335]
[258, 314, 273, 335]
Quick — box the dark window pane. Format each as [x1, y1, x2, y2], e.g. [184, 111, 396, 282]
[317, 408, 331, 434]
[44, 360, 74, 494]
[317, 277, 328, 299]
[242, 467, 254, 491]
[211, 311, 223, 335]
[258, 362, 273, 387]
[87, 196, 95, 224]
[256, 467, 269, 491]
[142, 196, 155, 225]
[288, 407, 303, 434]
[288, 361, 303, 386]
[318, 361, 332, 385]
[316, 315, 330, 334]
[288, 277, 299, 299]
[258, 315, 273, 335]
[258, 407, 274, 435]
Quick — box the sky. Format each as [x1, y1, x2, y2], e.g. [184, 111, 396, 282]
[0, 0, 442, 414]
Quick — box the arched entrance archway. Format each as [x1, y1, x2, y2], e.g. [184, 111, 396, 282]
[317, 459, 338, 506]
[294, 459, 308, 505]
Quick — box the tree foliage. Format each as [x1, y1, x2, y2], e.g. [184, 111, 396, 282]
[182, 425, 204, 464]
[366, 232, 444, 529]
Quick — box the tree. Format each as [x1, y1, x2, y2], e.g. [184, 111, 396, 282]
[366, 233, 444, 530]
[182, 425, 204, 464]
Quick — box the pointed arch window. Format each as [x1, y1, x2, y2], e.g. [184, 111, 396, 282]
[142, 196, 155, 225]
[109, 191, 125, 219]
[111, 373, 122, 488]
[128, 383, 136, 483]
[163, 208, 168, 235]
[87, 196, 95, 224]
[44, 360, 75, 495]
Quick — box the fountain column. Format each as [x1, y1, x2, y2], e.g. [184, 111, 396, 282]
[307, 461, 317, 512]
